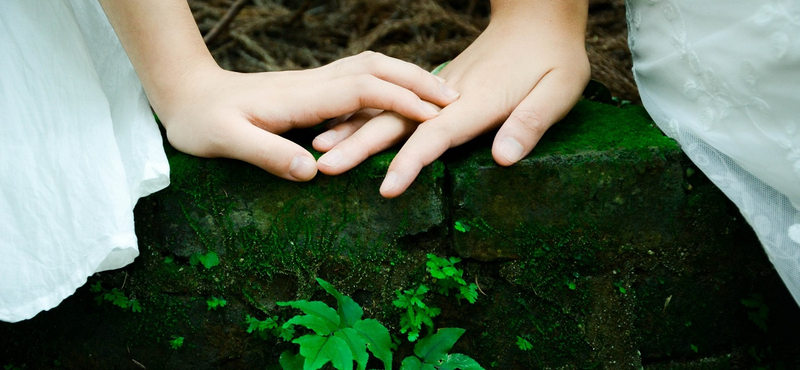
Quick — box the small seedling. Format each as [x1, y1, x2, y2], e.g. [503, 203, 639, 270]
[393, 285, 440, 342]
[278, 278, 393, 370]
[90, 282, 142, 313]
[454, 221, 471, 233]
[690, 344, 698, 353]
[741, 294, 769, 332]
[245, 315, 294, 341]
[613, 281, 627, 294]
[400, 328, 485, 370]
[169, 336, 184, 350]
[190, 251, 220, 269]
[426, 254, 478, 304]
[207, 296, 227, 310]
[516, 336, 533, 351]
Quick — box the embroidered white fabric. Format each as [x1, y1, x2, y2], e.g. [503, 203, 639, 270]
[0, 0, 169, 322]
[626, 0, 800, 302]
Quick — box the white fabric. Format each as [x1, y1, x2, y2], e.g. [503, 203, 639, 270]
[627, 0, 800, 303]
[0, 0, 169, 322]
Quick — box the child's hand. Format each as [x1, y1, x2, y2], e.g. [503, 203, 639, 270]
[97, 0, 458, 182]
[156, 53, 459, 182]
[313, 0, 590, 197]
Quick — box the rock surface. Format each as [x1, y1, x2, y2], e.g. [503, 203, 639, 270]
[1, 101, 798, 370]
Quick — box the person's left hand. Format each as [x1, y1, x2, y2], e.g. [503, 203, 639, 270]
[312, 0, 590, 197]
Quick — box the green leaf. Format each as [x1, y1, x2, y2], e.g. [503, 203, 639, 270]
[90, 282, 103, 293]
[277, 300, 340, 334]
[353, 319, 393, 370]
[414, 328, 466, 364]
[199, 251, 220, 269]
[317, 278, 364, 328]
[130, 299, 142, 313]
[438, 353, 485, 370]
[430, 61, 450, 76]
[279, 350, 305, 370]
[516, 336, 532, 351]
[454, 221, 470, 233]
[400, 356, 424, 370]
[284, 314, 335, 336]
[335, 328, 369, 370]
[294, 334, 353, 370]
[459, 284, 478, 304]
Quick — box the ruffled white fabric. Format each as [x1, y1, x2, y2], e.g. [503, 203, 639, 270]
[627, 0, 800, 302]
[0, 0, 169, 322]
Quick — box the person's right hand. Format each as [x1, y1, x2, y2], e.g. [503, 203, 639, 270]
[155, 51, 461, 181]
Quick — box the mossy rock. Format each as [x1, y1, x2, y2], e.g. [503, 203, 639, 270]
[1, 101, 798, 370]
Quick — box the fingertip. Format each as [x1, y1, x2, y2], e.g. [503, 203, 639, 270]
[312, 130, 338, 151]
[492, 136, 526, 166]
[379, 171, 404, 198]
[288, 154, 318, 181]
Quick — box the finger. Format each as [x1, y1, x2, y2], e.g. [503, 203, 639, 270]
[219, 118, 318, 181]
[325, 51, 460, 107]
[492, 70, 586, 166]
[312, 109, 382, 152]
[317, 110, 419, 176]
[310, 74, 443, 123]
[378, 99, 497, 198]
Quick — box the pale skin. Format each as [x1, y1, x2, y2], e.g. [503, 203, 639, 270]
[97, 0, 460, 181]
[314, 0, 591, 197]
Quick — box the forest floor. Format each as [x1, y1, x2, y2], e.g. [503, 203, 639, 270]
[191, 0, 639, 102]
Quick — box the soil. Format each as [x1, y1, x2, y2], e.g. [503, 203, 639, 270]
[191, 0, 638, 102]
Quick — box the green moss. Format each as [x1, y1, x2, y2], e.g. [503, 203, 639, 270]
[531, 100, 678, 157]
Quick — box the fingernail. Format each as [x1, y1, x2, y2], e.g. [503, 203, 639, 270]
[499, 137, 525, 163]
[319, 149, 342, 167]
[434, 75, 446, 83]
[380, 172, 399, 194]
[315, 130, 338, 146]
[289, 155, 315, 180]
[420, 101, 440, 117]
[440, 83, 460, 100]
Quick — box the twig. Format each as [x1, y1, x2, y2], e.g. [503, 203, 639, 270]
[204, 0, 251, 45]
[287, 0, 313, 26]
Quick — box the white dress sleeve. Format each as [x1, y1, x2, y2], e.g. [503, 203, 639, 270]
[626, 0, 800, 302]
[0, 0, 169, 322]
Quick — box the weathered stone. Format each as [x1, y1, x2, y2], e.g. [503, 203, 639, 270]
[1, 101, 798, 370]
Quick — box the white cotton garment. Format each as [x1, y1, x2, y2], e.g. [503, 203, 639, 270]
[627, 0, 800, 302]
[0, 0, 169, 322]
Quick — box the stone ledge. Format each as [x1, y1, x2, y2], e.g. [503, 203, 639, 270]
[1, 101, 798, 370]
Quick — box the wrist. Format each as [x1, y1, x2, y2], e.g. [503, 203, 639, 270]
[489, 0, 589, 40]
[143, 55, 222, 122]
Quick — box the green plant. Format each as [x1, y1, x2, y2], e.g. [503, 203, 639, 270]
[399, 328, 485, 370]
[277, 278, 393, 370]
[207, 296, 227, 310]
[393, 285, 440, 342]
[454, 221, 471, 233]
[246, 315, 294, 341]
[190, 251, 220, 269]
[90, 282, 142, 313]
[169, 335, 184, 349]
[426, 254, 478, 304]
[742, 294, 769, 332]
[4, 364, 23, 370]
[613, 281, 627, 294]
[516, 336, 533, 351]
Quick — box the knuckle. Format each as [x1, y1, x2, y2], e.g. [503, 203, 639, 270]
[508, 108, 548, 137]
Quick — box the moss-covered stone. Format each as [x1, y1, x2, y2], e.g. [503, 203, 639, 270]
[1, 100, 798, 370]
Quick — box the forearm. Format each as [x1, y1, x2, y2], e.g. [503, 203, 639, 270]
[98, 0, 218, 115]
[489, 0, 589, 41]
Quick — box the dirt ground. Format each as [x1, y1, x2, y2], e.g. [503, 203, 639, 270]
[191, 0, 638, 102]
